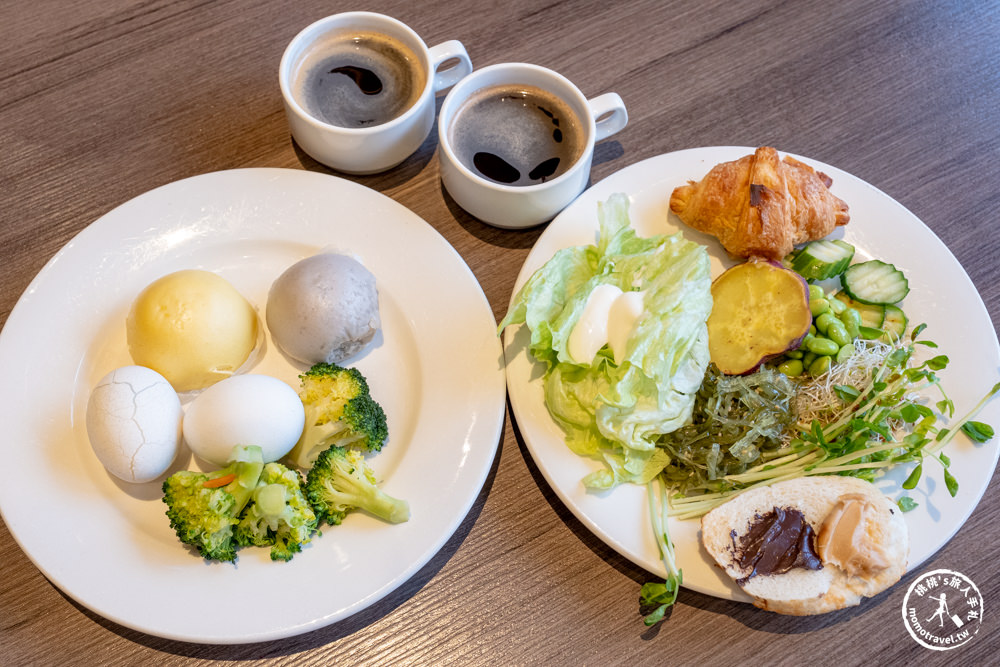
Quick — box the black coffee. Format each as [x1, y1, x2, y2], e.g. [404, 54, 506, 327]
[449, 84, 585, 186]
[296, 31, 426, 128]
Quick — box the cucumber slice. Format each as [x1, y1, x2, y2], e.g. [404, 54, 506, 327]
[881, 304, 908, 342]
[840, 260, 909, 305]
[782, 248, 800, 270]
[834, 291, 885, 328]
[789, 239, 856, 280]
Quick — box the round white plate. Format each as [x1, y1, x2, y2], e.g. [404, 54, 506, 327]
[503, 146, 1000, 601]
[0, 168, 506, 643]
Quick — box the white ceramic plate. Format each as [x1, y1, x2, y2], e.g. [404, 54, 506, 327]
[0, 168, 506, 643]
[503, 146, 1000, 601]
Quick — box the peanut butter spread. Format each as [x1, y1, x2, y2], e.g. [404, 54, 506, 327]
[816, 493, 890, 577]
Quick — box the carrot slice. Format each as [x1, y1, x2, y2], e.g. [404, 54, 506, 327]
[203, 473, 236, 488]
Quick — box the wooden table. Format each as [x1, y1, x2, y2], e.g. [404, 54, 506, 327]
[3, 1, 998, 664]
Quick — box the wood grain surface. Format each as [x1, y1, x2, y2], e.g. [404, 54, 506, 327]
[2, 0, 999, 664]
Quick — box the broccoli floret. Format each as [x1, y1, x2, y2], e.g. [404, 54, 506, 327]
[286, 362, 389, 469]
[235, 462, 319, 561]
[162, 445, 264, 562]
[305, 446, 409, 526]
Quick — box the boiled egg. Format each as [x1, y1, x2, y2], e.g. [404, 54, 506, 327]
[86, 365, 183, 483]
[182, 374, 305, 467]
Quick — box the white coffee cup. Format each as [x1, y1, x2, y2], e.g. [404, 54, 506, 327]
[279, 12, 473, 174]
[438, 63, 628, 228]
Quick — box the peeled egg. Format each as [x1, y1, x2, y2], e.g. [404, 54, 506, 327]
[182, 374, 305, 467]
[86, 365, 183, 483]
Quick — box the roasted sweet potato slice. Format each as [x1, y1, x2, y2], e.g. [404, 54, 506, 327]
[707, 259, 811, 375]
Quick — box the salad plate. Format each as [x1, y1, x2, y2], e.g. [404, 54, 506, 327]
[0, 168, 506, 643]
[503, 146, 1000, 601]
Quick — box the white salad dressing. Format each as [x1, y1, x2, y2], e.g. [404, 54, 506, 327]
[568, 284, 645, 364]
[607, 290, 645, 362]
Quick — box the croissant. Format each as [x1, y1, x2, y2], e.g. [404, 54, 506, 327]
[669, 147, 850, 260]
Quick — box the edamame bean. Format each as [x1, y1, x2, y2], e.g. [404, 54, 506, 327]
[798, 332, 815, 350]
[827, 321, 851, 347]
[828, 297, 846, 315]
[810, 297, 830, 317]
[808, 354, 832, 376]
[805, 335, 839, 356]
[836, 343, 855, 364]
[808, 284, 825, 301]
[778, 359, 804, 376]
[839, 307, 862, 337]
[814, 313, 838, 336]
[785, 349, 804, 359]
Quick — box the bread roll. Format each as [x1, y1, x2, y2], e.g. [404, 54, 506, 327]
[701, 477, 908, 615]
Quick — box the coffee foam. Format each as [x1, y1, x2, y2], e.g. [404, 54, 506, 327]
[293, 30, 426, 128]
[449, 84, 585, 186]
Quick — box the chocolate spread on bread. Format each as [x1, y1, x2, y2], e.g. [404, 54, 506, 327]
[731, 507, 823, 584]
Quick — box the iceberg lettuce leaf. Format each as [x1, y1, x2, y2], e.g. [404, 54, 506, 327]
[501, 193, 713, 490]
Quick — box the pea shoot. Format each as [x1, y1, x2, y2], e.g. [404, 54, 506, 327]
[640, 478, 682, 626]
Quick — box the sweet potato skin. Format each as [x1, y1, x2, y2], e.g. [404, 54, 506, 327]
[707, 259, 811, 375]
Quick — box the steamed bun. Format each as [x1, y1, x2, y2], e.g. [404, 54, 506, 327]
[126, 270, 258, 392]
[266, 253, 380, 364]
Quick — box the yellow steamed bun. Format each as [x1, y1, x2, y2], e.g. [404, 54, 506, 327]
[126, 270, 258, 392]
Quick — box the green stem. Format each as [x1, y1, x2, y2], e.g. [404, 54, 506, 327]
[806, 459, 901, 474]
[928, 381, 1000, 454]
[816, 441, 905, 468]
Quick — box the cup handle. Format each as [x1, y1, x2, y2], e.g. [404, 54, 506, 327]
[588, 93, 628, 141]
[428, 40, 473, 93]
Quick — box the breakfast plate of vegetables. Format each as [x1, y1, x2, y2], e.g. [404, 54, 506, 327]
[501, 146, 1000, 617]
[0, 168, 507, 643]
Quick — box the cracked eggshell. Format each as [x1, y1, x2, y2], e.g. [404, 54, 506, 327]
[86, 365, 183, 483]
